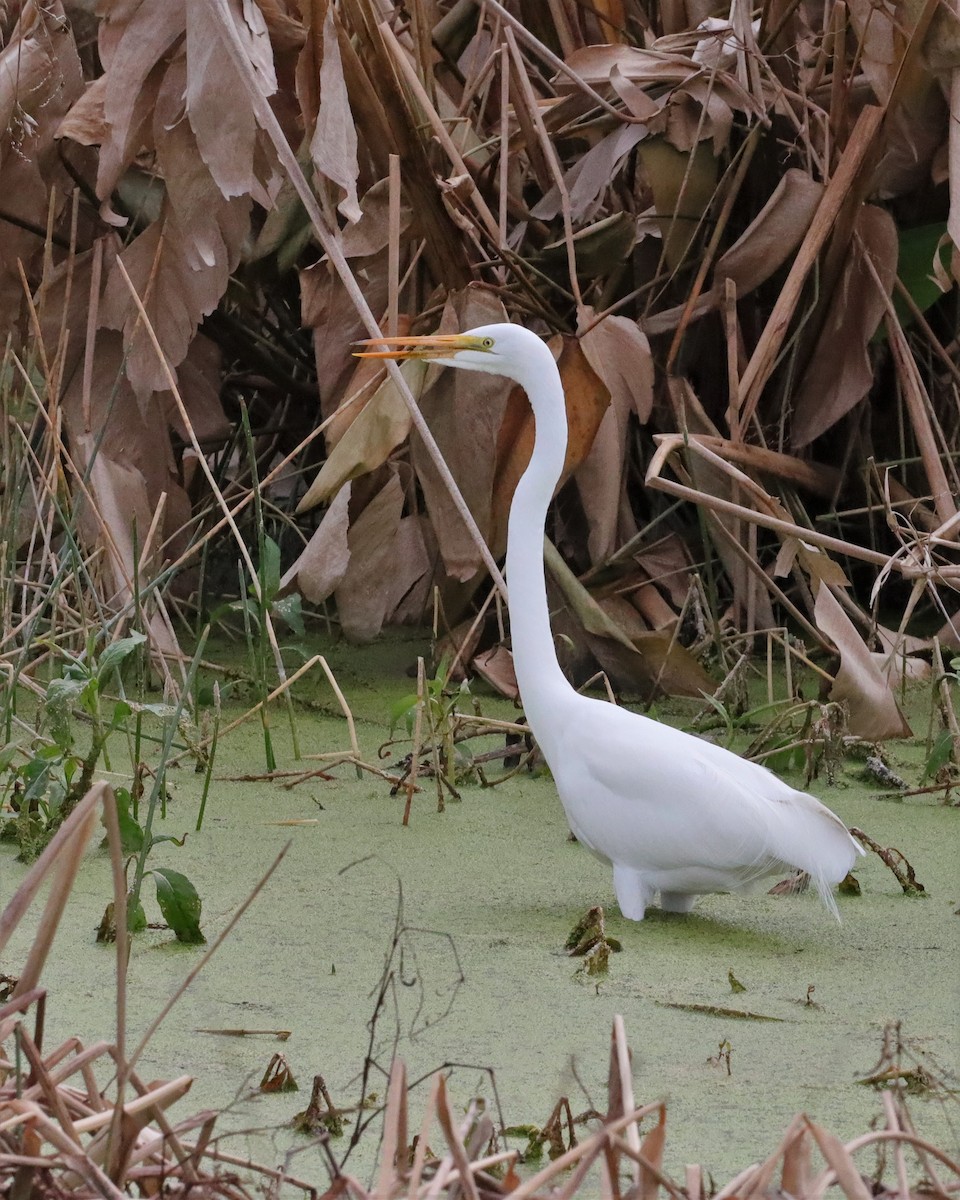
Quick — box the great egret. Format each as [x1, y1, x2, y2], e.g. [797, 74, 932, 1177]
[356, 323, 861, 920]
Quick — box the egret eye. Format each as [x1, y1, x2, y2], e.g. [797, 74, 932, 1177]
[481, 337, 494, 349]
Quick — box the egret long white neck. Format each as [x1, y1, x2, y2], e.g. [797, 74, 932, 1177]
[505, 357, 575, 752]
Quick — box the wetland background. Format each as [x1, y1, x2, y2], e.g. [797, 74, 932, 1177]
[1, 0, 959, 1195]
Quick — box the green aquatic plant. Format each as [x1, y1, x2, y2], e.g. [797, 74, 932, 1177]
[0, 625, 209, 940]
[1, 633, 149, 859]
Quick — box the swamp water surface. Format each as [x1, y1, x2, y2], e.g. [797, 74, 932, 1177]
[1, 632, 958, 1187]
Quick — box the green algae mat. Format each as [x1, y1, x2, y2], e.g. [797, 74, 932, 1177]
[0, 633, 957, 1184]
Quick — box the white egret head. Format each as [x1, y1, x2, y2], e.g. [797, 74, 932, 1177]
[355, 323, 550, 389]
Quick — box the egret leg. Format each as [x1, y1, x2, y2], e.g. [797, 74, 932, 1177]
[659, 890, 698, 914]
[613, 865, 654, 921]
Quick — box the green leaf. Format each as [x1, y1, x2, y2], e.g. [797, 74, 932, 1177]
[389, 694, 418, 736]
[260, 535, 282, 599]
[78, 676, 100, 718]
[44, 677, 84, 748]
[895, 223, 949, 324]
[0, 741, 21, 772]
[151, 867, 205, 943]
[97, 633, 147, 682]
[134, 702, 180, 719]
[113, 788, 144, 854]
[922, 728, 954, 782]
[127, 896, 147, 932]
[272, 592, 304, 637]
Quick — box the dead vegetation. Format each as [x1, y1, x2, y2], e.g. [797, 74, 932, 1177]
[0, 785, 958, 1200]
[0, 0, 957, 759]
[0, 0, 958, 843]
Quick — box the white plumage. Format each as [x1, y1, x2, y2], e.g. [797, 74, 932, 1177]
[358, 322, 862, 920]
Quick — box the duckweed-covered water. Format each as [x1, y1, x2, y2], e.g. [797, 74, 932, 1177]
[1, 632, 957, 1187]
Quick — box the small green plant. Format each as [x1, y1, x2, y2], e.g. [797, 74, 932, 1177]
[1, 633, 147, 858]
[209, 534, 305, 772]
[95, 786, 205, 944]
[1, 628, 209, 943]
[390, 657, 473, 789]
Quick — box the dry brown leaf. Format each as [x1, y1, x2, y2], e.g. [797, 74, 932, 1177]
[872, 652, 931, 684]
[340, 178, 414, 258]
[54, 73, 106, 145]
[299, 260, 390, 421]
[471, 646, 520, 700]
[644, 167, 824, 334]
[61, 330, 192, 569]
[717, 169, 824, 289]
[410, 291, 512, 580]
[296, 358, 425, 512]
[309, 5, 361, 223]
[576, 307, 651, 561]
[381, 515, 432, 626]
[558, 44, 701, 88]
[324, 314, 414, 448]
[0, 1, 83, 312]
[255, 0, 306, 51]
[791, 205, 898, 447]
[334, 470, 405, 642]
[80, 10, 254, 394]
[280, 483, 351, 603]
[813, 581, 912, 739]
[575, 403, 628, 563]
[578, 310, 654, 424]
[605, 68, 657, 123]
[548, 542, 713, 696]
[185, 0, 277, 204]
[91, 2, 185, 218]
[666, 77, 734, 155]
[625, 572, 682, 629]
[155, 58, 246, 272]
[69, 434, 180, 660]
[531, 124, 647, 222]
[166, 334, 230, 444]
[100, 199, 249, 398]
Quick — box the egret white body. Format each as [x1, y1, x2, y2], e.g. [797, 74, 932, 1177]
[358, 322, 861, 920]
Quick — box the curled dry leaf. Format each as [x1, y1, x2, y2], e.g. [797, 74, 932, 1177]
[100, 199, 249, 398]
[574, 312, 653, 560]
[644, 167, 824, 334]
[575, 402, 630, 563]
[578, 310, 654, 424]
[0, 0, 83, 311]
[334, 469, 404, 643]
[791, 205, 898, 448]
[323, 314, 414, 449]
[381, 516, 432, 626]
[308, 5, 361, 223]
[471, 646, 520, 700]
[299, 262, 390, 418]
[296, 359, 425, 511]
[410, 291, 512, 580]
[185, 0, 277, 203]
[281, 483, 351, 604]
[547, 541, 713, 697]
[812, 580, 912, 739]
